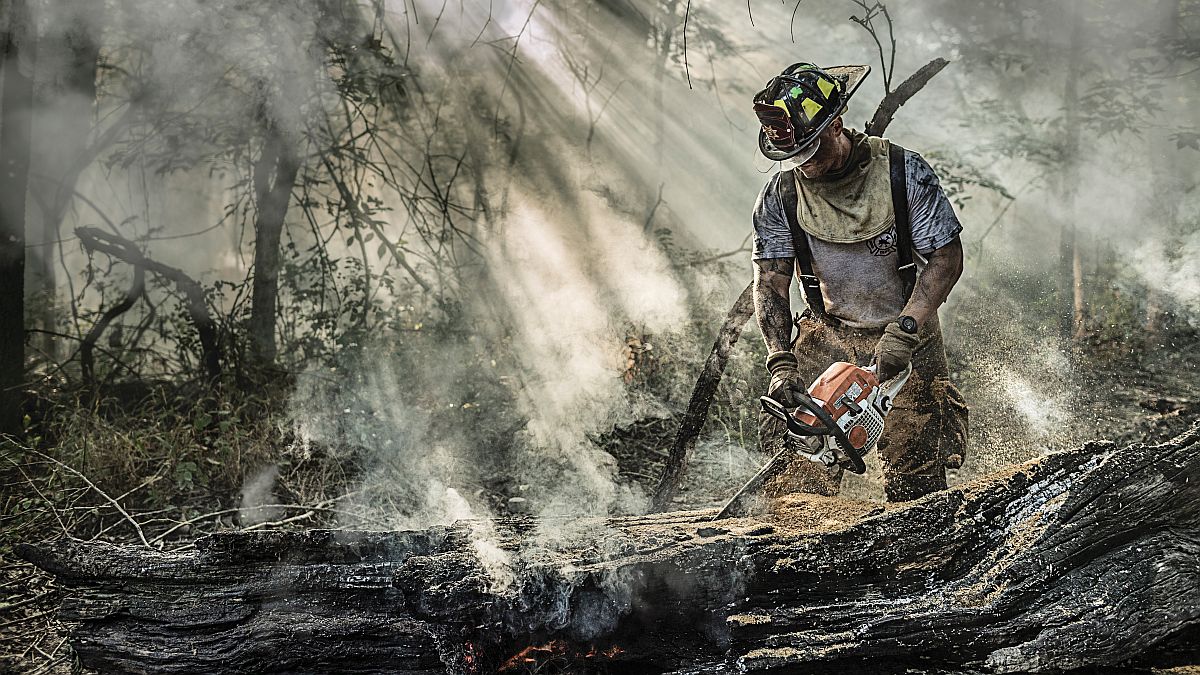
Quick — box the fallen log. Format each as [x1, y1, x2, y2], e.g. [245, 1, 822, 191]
[19, 423, 1200, 674]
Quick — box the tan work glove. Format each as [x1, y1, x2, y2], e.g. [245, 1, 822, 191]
[874, 322, 921, 382]
[766, 351, 808, 408]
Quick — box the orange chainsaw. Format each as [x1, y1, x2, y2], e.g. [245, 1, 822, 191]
[715, 361, 911, 519]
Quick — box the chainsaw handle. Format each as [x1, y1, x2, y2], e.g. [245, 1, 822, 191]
[865, 362, 912, 414]
[759, 395, 828, 436]
[759, 391, 867, 475]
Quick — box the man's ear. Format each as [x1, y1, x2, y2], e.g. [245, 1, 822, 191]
[828, 116, 844, 136]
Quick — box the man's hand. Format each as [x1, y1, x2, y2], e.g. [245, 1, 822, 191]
[874, 323, 919, 382]
[766, 350, 808, 407]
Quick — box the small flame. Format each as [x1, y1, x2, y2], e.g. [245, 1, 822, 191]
[498, 640, 624, 671]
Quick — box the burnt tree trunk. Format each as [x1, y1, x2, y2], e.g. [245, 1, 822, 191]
[0, 0, 34, 437]
[247, 112, 301, 366]
[27, 1, 103, 359]
[19, 424, 1200, 674]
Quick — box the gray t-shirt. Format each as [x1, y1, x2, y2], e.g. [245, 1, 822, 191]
[751, 149, 962, 328]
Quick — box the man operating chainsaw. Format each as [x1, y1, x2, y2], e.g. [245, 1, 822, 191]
[750, 62, 968, 503]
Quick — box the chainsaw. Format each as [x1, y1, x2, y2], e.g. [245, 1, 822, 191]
[714, 361, 911, 519]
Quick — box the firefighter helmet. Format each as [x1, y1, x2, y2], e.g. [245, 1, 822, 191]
[753, 63, 871, 162]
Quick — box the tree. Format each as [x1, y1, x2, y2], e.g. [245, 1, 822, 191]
[247, 103, 303, 366]
[26, 1, 103, 360]
[0, 0, 34, 436]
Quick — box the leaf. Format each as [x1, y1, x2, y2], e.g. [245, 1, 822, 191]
[1171, 131, 1200, 151]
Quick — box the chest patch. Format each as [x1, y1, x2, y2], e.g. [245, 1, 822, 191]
[868, 226, 898, 257]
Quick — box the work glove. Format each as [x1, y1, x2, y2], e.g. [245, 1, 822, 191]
[765, 351, 808, 408]
[874, 322, 921, 382]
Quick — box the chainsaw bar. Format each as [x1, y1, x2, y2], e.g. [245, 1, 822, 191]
[713, 436, 811, 520]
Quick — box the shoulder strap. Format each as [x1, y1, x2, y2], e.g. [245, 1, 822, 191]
[778, 170, 832, 321]
[889, 143, 917, 303]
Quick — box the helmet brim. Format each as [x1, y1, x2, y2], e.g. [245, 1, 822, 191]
[823, 64, 872, 102]
[758, 132, 822, 163]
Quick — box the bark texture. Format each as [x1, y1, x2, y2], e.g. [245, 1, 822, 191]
[19, 424, 1200, 674]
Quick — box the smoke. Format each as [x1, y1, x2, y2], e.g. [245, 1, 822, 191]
[1130, 234, 1200, 323]
[238, 465, 281, 525]
[27, 0, 1200, 528]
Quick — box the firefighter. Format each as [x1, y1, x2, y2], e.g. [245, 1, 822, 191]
[750, 62, 968, 502]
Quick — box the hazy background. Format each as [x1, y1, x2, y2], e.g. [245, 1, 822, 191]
[13, 0, 1200, 527]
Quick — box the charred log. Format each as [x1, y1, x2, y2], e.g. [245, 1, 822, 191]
[18, 424, 1200, 674]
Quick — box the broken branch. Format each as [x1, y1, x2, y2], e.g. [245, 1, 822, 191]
[75, 227, 221, 380]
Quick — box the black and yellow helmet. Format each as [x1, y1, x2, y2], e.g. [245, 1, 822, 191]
[753, 63, 870, 162]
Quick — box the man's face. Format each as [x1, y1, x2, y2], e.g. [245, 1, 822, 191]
[797, 118, 845, 179]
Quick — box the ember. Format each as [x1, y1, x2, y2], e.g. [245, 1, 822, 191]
[461, 640, 484, 674]
[499, 640, 624, 671]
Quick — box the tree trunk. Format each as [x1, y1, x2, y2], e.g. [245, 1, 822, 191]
[650, 282, 754, 510]
[0, 0, 34, 436]
[27, 1, 101, 360]
[247, 116, 301, 366]
[1060, 4, 1086, 342]
[20, 424, 1200, 674]
[644, 0, 677, 234]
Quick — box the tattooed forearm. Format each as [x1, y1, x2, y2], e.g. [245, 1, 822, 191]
[902, 238, 963, 328]
[754, 257, 795, 354]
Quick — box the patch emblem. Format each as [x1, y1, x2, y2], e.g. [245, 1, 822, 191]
[868, 226, 897, 257]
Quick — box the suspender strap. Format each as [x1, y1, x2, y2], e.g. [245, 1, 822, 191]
[889, 142, 917, 303]
[779, 144, 916, 323]
[778, 171, 833, 323]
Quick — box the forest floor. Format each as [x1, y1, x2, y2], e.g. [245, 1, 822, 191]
[3, 329, 1199, 674]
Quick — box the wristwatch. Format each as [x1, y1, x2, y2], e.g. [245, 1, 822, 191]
[897, 315, 919, 334]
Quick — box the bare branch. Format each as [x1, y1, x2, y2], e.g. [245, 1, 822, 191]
[864, 57, 950, 136]
[26, 449, 150, 548]
[80, 265, 144, 384]
[75, 227, 221, 380]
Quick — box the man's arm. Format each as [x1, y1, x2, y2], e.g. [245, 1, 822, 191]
[902, 237, 963, 328]
[754, 257, 795, 352]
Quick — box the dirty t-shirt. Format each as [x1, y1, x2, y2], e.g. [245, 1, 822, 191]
[751, 149, 962, 328]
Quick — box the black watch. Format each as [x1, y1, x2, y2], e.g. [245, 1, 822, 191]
[897, 315, 919, 334]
